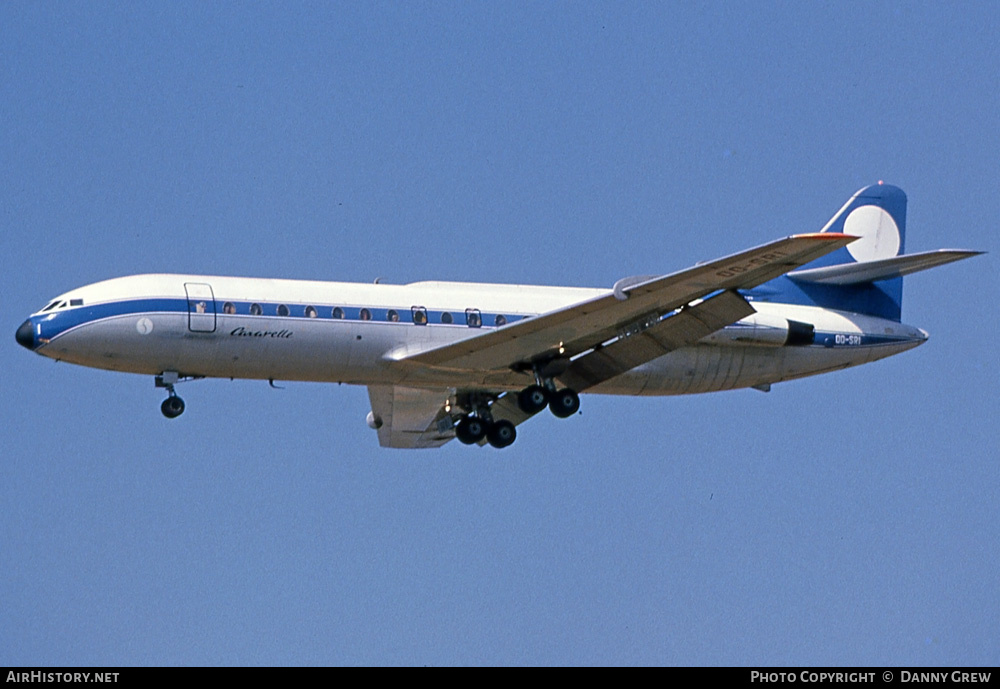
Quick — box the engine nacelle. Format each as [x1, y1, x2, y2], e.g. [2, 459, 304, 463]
[702, 314, 815, 347]
[366, 411, 383, 430]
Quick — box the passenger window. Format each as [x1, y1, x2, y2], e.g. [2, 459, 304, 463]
[332, 307, 345, 319]
[223, 302, 236, 315]
[360, 308, 372, 321]
[277, 304, 290, 317]
[495, 314, 507, 326]
[305, 305, 317, 318]
[466, 309, 481, 328]
[387, 309, 399, 322]
[441, 312, 453, 324]
[411, 307, 427, 325]
[250, 303, 262, 315]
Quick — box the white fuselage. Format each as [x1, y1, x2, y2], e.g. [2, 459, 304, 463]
[22, 273, 928, 396]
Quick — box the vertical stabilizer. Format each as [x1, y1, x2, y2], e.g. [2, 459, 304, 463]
[754, 183, 908, 321]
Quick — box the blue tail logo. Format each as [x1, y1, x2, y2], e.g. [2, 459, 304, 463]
[817, 182, 906, 266]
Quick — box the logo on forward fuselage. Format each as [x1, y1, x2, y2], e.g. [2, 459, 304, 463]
[229, 327, 293, 338]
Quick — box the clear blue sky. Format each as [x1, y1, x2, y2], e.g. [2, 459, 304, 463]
[3, 1, 996, 666]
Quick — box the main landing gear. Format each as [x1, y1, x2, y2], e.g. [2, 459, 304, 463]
[451, 375, 580, 450]
[454, 401, 517, 449]
[515, 378, 580, 419]
[452, 393, 516, 448]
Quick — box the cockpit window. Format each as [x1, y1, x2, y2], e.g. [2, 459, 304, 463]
[70, 299, 83, 307]
[41, 301, 63, 312]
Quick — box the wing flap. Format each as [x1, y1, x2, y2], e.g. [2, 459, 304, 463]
[557, 289, 755, 391]
[367, 385, 455, 449]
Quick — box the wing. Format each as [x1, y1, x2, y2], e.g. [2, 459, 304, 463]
[390, 233, 855, 377]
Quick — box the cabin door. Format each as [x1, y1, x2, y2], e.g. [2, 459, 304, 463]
[184, 282, 217, 333]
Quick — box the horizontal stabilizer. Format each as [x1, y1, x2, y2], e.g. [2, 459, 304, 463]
[787, 250, 983, 285]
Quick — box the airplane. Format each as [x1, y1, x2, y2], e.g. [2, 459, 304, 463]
[15, 183, 981, 449]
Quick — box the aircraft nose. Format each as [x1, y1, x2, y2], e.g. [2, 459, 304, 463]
[15, 319, 35, 350]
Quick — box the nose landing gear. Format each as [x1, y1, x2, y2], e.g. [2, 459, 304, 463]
[155, 372, 200, 419]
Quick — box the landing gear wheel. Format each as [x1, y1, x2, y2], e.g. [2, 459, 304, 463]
[161, 395, 185, 419]
[548, 388, 580, 418]
[517, 385, 549, 414]
[486, 419, 517, 448]
[455, 416, 488, 445]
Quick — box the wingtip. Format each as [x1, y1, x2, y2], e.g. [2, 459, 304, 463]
[791, 232, 859, 242]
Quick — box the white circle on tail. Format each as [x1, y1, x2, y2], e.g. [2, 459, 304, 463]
[842, 205, 901, 262]
[136, 317, 153, 335]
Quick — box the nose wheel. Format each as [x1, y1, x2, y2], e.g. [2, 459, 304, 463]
[161, 394, 185, 419]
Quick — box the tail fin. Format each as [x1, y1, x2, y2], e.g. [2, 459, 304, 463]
[759, 183, 909, 321]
